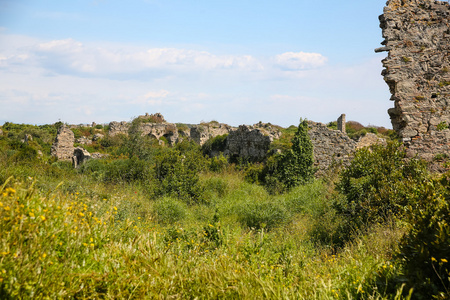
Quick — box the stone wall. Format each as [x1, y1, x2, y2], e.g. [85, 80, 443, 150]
[378, 0, 450, 160]
[224, 125, 274, 162]
[108, 120, 179, 146]
[308, 121, 357, 171]
[190, 123, 234, 146]
[51, 124, 75, 160]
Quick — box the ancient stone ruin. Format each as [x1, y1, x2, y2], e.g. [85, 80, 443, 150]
[308, 121, 357, 171]
[72, 147, 91, 168]
[377, 0, 450, 160]
[50, 124, 75, 160]
[108, 113, 180, 146]
[224, 125, 274, 162]
[50, 112, 387, 173]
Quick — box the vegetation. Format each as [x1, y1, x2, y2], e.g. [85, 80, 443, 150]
[0, 120, 449, 299]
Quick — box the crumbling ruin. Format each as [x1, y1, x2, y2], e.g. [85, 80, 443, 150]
[51, 112, 385, 172]
[50, 124, 75, 160]
[377, 0, 450, 160]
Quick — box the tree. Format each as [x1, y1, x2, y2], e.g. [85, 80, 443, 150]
[277, 119, 315, 189]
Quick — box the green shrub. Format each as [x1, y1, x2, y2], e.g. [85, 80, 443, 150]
[201, 134, 228, 156]
[201, 177, 230, 199]
[236, 199, 291, 231]
[437, 121, 449, 131]
[396, 174, 450, 298]
[91, 158, 153, 184]
[208, 154, 229, 173]
[335, 142, 429, 245]
[154, 142, 208, 203]
[269, 119, 314, 192]
[153, 197, 188, 224]
[245, 120, 314, 195]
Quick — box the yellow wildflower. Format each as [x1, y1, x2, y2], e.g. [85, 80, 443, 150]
[432, 257, 437, 262]
[40, 215, 46, 221]
[442, 258, 448, 263]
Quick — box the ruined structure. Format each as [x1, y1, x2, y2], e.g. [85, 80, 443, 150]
[51, 124, 75, 160]
[190, 123, 234, 146]
[109, 121, 179, 145]
[51, 112, 387, 172]
[224, 125, 274, 162]
[337, 114, 346, 134]
[308, 121, 357, 171]
[72, 147, 91, 168]
[377, 0, 450, 160]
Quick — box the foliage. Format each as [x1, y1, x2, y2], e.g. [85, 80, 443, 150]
[201, 134, 228, 156]
[437, 121, 449, 131]
[335, 142, 429, 245]
[275, 119, 314, 189]
[154, 141, 208, 203]
[208, 154, 229, 173]
[269, 125, 296, 152]
[0, 151, 411, 300]
[153, 197, 188, 224]
[236, 198, 291, 231]
[244, 120, 314, 194]
[396, 174, 450, 298]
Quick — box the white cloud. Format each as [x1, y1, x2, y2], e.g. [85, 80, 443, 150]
[26, 38, 264, 78]
[275, 51, 328, 70]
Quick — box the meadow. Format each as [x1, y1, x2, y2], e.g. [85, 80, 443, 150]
[0, 121, 448, 299]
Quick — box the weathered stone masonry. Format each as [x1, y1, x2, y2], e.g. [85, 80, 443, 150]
[378, 0, 450, 160]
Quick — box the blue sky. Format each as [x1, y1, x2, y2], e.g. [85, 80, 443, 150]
[0, 0, 393, 128]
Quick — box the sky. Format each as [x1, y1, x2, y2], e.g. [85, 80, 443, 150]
[0, 0, 394, 128]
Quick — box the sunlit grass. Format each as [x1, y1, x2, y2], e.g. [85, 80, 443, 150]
[0, 174, 409, 299]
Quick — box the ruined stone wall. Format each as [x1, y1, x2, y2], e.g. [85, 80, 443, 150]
[108, 121, 130, 137]
[224, 125, 273, 162]
[51, 125, 75, 161]
[378, 0, 450, 160]
[308, 122, 357, 171]
[190, 123, 235, 146]
[108, 120, 179, 145]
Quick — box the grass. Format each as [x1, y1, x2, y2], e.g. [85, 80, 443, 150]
[0, 168, 409, 299]
[0, 123, 418, 299]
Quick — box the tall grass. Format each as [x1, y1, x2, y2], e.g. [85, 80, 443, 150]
[0, 173, 409, 299]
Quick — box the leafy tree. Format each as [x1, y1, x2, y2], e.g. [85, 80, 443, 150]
[245, 119, 314, 194]
[276, 119, 315, 189]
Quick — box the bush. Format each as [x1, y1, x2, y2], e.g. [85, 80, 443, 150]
[236, 199, 291, 231]
[396, 174, 450, 298]
[335, 142, 429, 244]
[80, 158, 153, 184]
[202, 134, 228, 156]
[208, 154, 229, 173]
[201, 177, 230, 200]
[153, 197, 188, 224]
[154, 142, 208, 203]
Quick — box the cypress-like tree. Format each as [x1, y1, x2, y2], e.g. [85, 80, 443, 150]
[278, 119, 314, 189]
